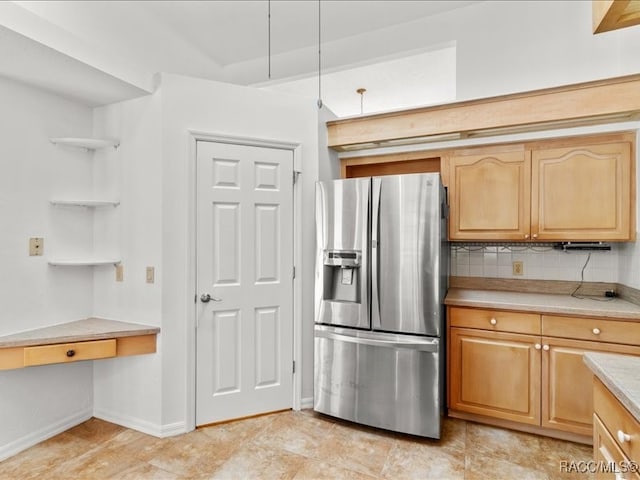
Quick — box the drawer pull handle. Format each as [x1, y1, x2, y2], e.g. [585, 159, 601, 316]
[542, 345, 550, 351]
[617, 430, 631, 443]
[490, 318, 497, 325]
[534, 343, 541, 350]
[66, 349, 76, 358]
[592, 328, 601, 335]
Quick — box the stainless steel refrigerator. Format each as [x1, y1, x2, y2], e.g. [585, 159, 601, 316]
[314, 173, 448, 438]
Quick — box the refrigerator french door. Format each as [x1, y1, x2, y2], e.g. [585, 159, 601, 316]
[314, 173, 448, 438]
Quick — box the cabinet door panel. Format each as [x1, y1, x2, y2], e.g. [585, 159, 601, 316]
[449, 151, 531, 240]
[542, 337, 640, 436]
[449, 327, 540, 425]
[531, 142, 632, 240]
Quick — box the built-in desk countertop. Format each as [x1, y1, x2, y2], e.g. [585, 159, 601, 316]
[0, 318, 160, 370]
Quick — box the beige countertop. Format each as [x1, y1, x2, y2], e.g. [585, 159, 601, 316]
[445, 288, 640, 321]
[0, 318, 160, 348]
[584, 352, 640, 423]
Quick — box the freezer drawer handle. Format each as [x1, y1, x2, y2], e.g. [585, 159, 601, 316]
[316, 329, 439, 352]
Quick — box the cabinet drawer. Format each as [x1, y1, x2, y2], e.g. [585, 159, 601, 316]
[543, 315, 640, 346]
[23, 339, 116, 367]
[449, 307, 540, 334]
[593, 414, 640, 480]
[594, 378, 640, 463]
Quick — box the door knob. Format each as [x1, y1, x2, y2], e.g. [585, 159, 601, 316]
[200, 293, 221, 303]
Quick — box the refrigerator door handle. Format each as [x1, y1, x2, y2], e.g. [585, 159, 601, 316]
[315, 328, 439, 352]
[371, 177, 382, 328]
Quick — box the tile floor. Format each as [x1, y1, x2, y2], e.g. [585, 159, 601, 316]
[0, 410, 593, 480]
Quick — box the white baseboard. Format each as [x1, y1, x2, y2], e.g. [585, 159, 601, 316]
[93, 408, 186, 438]
[300, 396, 314, 410]
[0, 408, 92, 462]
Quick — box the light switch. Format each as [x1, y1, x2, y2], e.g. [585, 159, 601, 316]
[146, 266, 155, 284]
[29, 237, 44, 256]
[115, 264, 124, 282]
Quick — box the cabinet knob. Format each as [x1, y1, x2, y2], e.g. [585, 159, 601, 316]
[534, 343, 541, 350]
[617, 430, 631, 443]
[532, 234, 538, 239]
[490, 318, 497, 325]
[524, 234, 530, 239]
[592, 328, 601, 335]
[66, 349, 76, 358]
[542, 345, 550, 351]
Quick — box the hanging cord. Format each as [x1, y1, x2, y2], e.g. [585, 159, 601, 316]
[570, 253, 590, 298]
[268, 0, 271, 79]
[570, 253, 613, 301]
[317, 0, 323, 108]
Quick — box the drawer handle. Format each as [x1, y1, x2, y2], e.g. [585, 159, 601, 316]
[617, 430, 631, 443]
[542, 345, 550, 351]
[490, 318, 497, 325]
[592, 328, 601, 335]
[66, 349, 76, 358]
[534, 343, 541, 350]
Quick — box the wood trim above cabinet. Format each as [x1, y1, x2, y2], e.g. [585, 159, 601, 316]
[327, 74, 640, 150]
[593, 0, 640, 34]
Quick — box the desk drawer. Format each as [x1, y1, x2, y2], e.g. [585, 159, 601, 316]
[24, 339, 116, 366]
[543, 315, 640, 346]
[449, 307, 540, 334]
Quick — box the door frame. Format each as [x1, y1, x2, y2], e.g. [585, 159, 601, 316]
[186, 130, 303, 431]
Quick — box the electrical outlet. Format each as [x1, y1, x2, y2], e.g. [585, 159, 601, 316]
[513, 261, 524, 276]
[115, 264, 124, 282]
[29, 237, 44, 256]
[146, 266, 155, 284]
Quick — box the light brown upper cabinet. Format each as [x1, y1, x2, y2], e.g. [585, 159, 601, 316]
[449, 134, 635, 241]
[449, 148, 532, 241]
[531, 141, 633, 241]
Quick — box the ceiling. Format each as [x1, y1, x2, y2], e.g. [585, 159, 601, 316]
[2, 0, 483, 107]
[135, 0, 479, 67]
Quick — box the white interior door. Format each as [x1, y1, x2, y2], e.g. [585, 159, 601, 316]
[196, 140, 293, 426]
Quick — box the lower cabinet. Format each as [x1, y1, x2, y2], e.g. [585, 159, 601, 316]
[449, 327, 541, 425]
[448, 306, 640, 441]
[593, 378, 640, 479]
[543, 338, 640, 436]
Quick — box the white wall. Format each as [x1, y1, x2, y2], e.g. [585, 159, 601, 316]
[452, 1, 640, 101]
[0, 76, 94, 459]
[159, 74, 320, 425]
[87, 74, 321, 433]
[91, 93, 164, 435]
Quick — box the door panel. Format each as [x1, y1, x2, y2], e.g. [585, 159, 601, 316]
[314, 325, 441, 438]
[449, 328, 541, 425]
[541, 337, 640, 436]
[374, 173, 444, 336]
[314, 178, 370, 329]
[531, 142, 632, 240]
[196, 141, 293, 426]
[449, 150, 531, 240]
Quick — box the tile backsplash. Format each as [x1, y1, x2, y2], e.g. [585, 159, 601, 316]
[451, 245, 618, 283]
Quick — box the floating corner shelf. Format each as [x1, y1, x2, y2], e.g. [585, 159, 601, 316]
[50, 199, 120, 208]
[50, 137, 120, 150]
[48, 258, 121, 267]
